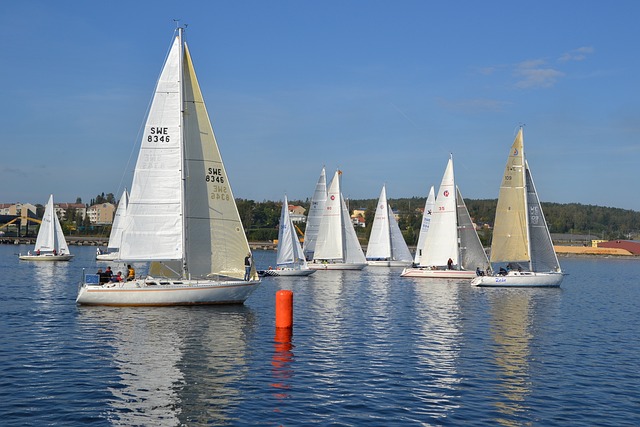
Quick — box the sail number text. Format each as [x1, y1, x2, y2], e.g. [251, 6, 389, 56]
[147, 127, 171, 143]
[206, 168, 225, 184]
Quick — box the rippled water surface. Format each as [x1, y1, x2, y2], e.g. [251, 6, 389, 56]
[1, 245, 639, 426]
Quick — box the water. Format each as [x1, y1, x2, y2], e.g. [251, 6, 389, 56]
[1, 244, 639, 426]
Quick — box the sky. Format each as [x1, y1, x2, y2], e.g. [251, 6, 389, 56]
[1, 1, 639, 211]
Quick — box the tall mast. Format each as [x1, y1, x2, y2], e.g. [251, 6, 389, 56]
[177, 26, 188, 278]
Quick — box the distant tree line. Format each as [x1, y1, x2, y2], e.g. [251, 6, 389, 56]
[237, 197, 640, 244]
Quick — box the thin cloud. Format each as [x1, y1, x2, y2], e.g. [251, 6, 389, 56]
[514, 60, 564, 88]
[559, 46, 594, 62]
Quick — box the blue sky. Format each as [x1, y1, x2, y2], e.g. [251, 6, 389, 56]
[2, 1, 639, 211]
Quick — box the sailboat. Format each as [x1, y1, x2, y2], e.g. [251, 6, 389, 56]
[263, 195, 315, 276]
[77, 27, 260, 305]
[412, 185, 435, 266]
[19, 194, 73, 261]
[309, 170, 367, 270]
[96, 189, 128, 261]
[471, 127, 563, 287]
[302, 166, 327, 261]
[401, 156, 489, 279]
[366, 184, 413, 267]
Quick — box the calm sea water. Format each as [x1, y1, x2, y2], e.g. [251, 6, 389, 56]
[1, 244, 639, 426]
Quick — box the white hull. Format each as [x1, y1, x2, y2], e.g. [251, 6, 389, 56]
[367, 260, 412, 267]
[96, 252, 118, 261]
[76, 277, 260, 306]
[400, 267, 477, 279]
[19, 254, 73, 262]
[308, 262, 367, 270]
[263, 268, 316, 277]
[471, 271, 563, 287]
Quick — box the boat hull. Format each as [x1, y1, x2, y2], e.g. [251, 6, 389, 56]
[367, 260, 412, 267]
[308, 262, 367, 270]
[262, 268, 316, 277]
[19, 254, 73, 261]
[400, 267, 477, 279]
[471, 272, 563, 287]
[96, 252, 118, 261]
[76, 278, 261, 306]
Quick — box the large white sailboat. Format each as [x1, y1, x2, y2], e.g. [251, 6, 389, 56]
[472, 128, 563, 287]
[19, 194, 73, 261]
[302, 166, 327, 261]
[366, 185, 413, 267]
[96, 189, 128, 261]
[309, 170, 367, 270]
[263, 195, 315, 276]
[77, 27, 260, 305]
[413, 185, 435, 266]
[401, 156, 489, 279]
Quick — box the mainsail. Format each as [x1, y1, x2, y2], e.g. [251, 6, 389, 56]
[489, 128, 529, 264]
[35, 194, 70, 255]
[414, 186, 435, 265]
[302, 167, 327, 260]
[276, 195, 308, 268]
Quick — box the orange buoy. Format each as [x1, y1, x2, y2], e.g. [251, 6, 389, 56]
[275, 289, 293, 329]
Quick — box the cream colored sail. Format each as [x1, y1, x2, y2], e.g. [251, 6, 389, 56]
[489, 128, 530, 264]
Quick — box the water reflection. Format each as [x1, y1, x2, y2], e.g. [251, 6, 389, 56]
[271, 327, 293, 400]
[33, 261, 71, 301]
[77, 305, 256, 425]
[411, 279, 462, 419]
[487, 290, 534, 426]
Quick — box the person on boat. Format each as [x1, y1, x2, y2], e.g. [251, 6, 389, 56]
[126, 264, 135, 281]
[53, 249, 57, 256]
[447, 258, 453, 270]
[499, 267, 508, 276]
[36, 249, 40, 256]
[105, 266, 113, 282]
[476, 267, 485, 276]
[97, 268, 109, 284]
[244, 253, 252, 281]
[113, 271, 123, 282]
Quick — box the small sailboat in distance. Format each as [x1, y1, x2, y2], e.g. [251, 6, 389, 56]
[471, 127, 563, 287]
[401, 156, 489, 279]
[77, 26, 260, 305]
[302, 166, 327, 261]
[263, 195, 315, 276]
[366, 184, 413, 267]
[309, 170, 367, 270]
[96, 189, 128, 261]
[19, 194, 73, 261]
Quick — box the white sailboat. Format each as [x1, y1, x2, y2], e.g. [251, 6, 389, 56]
[472, 127, 563, 287]
[302, 166, 327, 261]
[96, 189, 128, 261]
[309, 170, 367, 270]
[19, 194, 73, 261]
[77, 27, 260, 305]
[401, 156, 488, 279]
[263, 195, 315, 276]
[366, 185, 413, 267]
[413, 185, 435, 266]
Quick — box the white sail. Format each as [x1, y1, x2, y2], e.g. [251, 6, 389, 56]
[313, 170, 366, 264]
[302, 167, 327, 260]
[34, 194, 70, 255]
[414, 186, 435, 265]
[366, 185, 412, 263]
[119, 35, 184, 262]
[366, 185, 392, 259]
[276, 195, 308, 268]
[420, 157, 459, 267]
[118, 29, 251, 279]
[106, 189, 128, 252]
